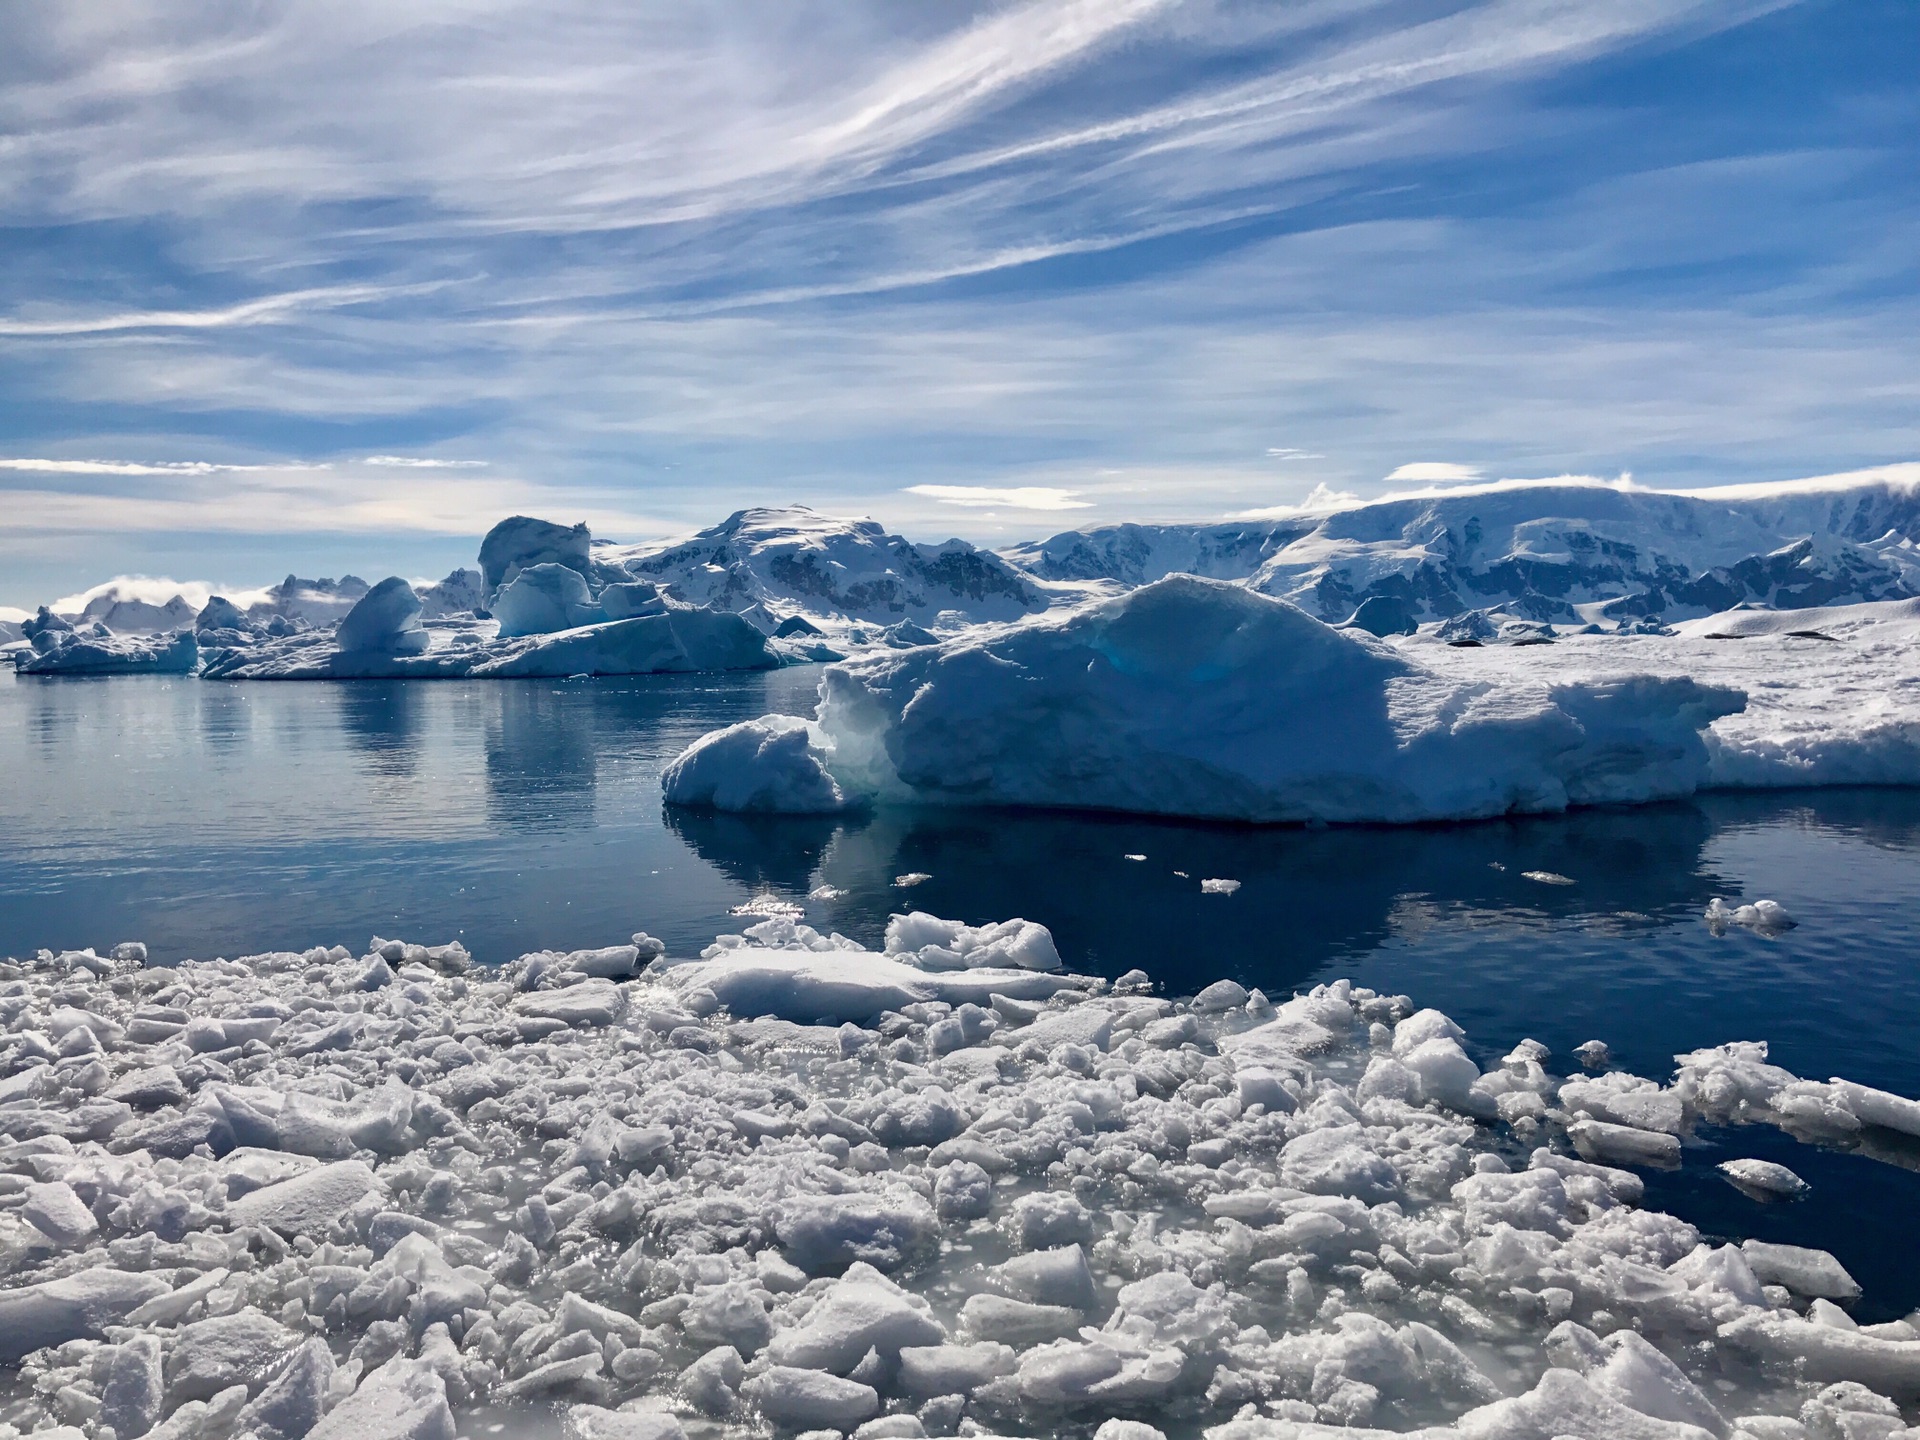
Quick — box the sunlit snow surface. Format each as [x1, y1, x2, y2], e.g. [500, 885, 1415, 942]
[6, 918, 1920, 1440]
[665, 581, 1920, 824]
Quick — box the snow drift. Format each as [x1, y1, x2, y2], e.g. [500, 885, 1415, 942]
[666, 575, 1743, 824]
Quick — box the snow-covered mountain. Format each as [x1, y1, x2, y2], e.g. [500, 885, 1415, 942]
[1000, 519, 1316, 587]
[600, 506, 1047, 624]
[1007, 467, 1920, 623]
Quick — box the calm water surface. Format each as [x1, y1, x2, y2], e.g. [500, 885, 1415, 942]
[6, 671, 1920, 1315]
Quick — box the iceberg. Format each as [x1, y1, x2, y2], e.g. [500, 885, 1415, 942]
[14, 621, 197, 676]
[202, 598, 776, 679]
[479, 514, 596, 601]
[667, 575, 1742, 824]
[334, 576, 431, 655]
[491, 561, 607, 637]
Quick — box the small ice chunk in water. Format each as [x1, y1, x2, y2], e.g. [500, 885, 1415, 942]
[1575, 1039, 1611, 1069]
[1523, 869, 1575, 885]
[894, 872, 932, 887]
[1720, 1158, 1810, 1198]
[1200, 877, 1240, 894]
[1705, 897, 1798, 935]
[1123, 853, 1147, 861]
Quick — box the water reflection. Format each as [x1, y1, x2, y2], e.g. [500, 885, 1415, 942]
[336, 683, 423, 777]
[665, 808, 848, 895]
[670, 800, 1723, 991]
[485, 685, 598, 830]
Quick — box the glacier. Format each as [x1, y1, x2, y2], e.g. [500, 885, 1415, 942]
[1005, 467, 1920, 626]
[3, 916, 1919, 1438]
[666, 575, 1745, 825]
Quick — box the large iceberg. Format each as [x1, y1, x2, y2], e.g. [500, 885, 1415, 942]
[478, 514, 595, 601]
[666, 575, 1742, 824]
[0, 916, 1914, 1437]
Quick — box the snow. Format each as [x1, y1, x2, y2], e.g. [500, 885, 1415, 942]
[1407, 616, 1920, 791]
[1011, 467, 1920, 626]
[603, 505, 1047, 624]
[668, 575, 1742, 824]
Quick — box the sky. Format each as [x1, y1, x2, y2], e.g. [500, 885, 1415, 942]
[0, 0, 1916, 606]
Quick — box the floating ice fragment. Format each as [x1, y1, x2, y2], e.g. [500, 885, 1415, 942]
[1523, 869, 1575, 885]
[893, 872, 932, 887]
[1705, 897, 1798, 935]
[1575, 1039, 1612, 1069]
[1200, 877, 1241, 894]
[1570, 1118, 1682, 1168]
[1123, 853, 1147, 861]
[1720, 1158, 1809, 1198]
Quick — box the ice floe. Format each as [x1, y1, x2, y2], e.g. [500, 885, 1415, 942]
[3, 916, 1920, 1437]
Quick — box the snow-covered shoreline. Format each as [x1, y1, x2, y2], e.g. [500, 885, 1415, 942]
[4, 916, 1920, 1439]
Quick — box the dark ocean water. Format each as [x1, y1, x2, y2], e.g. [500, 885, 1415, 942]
[6, 669, 1920, 1316]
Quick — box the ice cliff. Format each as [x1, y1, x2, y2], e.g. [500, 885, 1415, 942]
[666, 576, 1743, 825]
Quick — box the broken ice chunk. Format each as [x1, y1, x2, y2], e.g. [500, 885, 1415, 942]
[1741, 1240, 1861, 1300]
[1719, 1158, 1809, 1198]
[1705, 897, 1797, 935]
[1569, 1118, 1681, 1168]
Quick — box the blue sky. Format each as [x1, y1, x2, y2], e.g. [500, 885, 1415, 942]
[0, 0, 1915, 604]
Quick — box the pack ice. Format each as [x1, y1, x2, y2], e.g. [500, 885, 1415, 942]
[4, 916, 1918, 1439]
[665, 575, 1742, 824]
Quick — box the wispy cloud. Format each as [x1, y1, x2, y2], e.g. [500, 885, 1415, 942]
[363, 456, 489, 469]
[1384, 462, 1482, 483]
[904, 485, 1093, 510]
[0, 0, 1911, 604]
[0, 285, 428, 337]
[0, 457, 329, 476]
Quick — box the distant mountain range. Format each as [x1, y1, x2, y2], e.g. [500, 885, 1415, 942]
[1004, 467, 1920, 623]
[11, 466, 1920, 645]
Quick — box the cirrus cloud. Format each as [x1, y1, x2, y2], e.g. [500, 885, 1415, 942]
[904, 484, 1093, 510]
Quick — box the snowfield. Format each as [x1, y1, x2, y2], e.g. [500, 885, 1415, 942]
[1407, 600, 1920, 791]
[3, 917, 1919, 1438]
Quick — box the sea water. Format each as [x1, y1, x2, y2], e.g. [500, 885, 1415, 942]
[6, 669, 1920, 1316]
